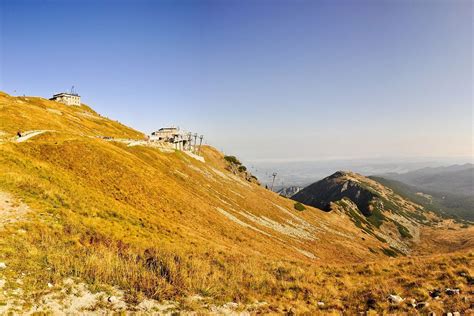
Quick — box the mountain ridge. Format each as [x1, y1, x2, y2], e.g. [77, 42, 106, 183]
[374, 165, 474, 221]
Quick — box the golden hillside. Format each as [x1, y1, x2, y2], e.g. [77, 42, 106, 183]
[0, 92, 472, 314]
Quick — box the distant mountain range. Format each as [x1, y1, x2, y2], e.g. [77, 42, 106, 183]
[378, 164, 473, 196]
[276, 186, 302, 198]
[371, 164, 473, 221]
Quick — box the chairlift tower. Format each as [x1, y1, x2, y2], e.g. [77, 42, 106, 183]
[271, 172, 277, 192]
[193, 133, 198, 153]
[187, 133, 193, 151]
[198, 135, 204, 155]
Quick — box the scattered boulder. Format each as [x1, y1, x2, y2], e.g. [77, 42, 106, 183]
[317, 301, 325, 307]
[387, 294, 404, 304]
[445, 288, 460, 296]
[47, 282, 53, 288]
[0, 262, 6, 269]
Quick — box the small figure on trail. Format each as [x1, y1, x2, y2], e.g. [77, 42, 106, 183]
[17, 130, 22, 138]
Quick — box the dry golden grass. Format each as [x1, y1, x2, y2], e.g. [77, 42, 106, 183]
[0, 92, 472, 313]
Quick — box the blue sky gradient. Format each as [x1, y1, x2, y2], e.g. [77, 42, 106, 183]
[1, 0, 472, 161]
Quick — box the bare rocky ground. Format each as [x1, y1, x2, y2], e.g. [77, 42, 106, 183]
[0, 277, 262, 315]
[0, 191, 30, 229]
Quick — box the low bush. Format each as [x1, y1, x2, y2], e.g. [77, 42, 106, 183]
[238, 165, 247, 172]
[224, 155, 241, 165]
[294, 202, 306, 211]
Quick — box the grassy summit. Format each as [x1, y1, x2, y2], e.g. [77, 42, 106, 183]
[0, 92, 472, 314]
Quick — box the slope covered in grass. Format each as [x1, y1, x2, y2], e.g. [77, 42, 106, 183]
[0, 92, 472, 314]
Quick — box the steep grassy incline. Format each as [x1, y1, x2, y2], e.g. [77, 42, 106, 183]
[0, 92, 472, 314]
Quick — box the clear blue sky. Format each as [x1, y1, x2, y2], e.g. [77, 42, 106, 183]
[0, 0, 472, 162]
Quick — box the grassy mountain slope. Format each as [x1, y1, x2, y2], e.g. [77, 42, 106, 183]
[0, 92, 472, 314]
[0, 92, 143, 139]
[291, 171, 441, 254]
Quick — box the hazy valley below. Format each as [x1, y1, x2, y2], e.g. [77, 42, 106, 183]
[249, 158, 473, 189]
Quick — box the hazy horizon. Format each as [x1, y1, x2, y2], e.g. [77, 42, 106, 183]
[248, 156, 474, 186]
[1, 0, 472, 162]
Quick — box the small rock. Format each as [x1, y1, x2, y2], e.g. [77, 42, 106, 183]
[317, 301, 325, 307]
[416, 301, 429, 309]
[447, 313, 453, 316]
[387, 294, 404, 304]
[0, 262, 6, 269]
[453, 312, 460, 316]
[63, 278, 74, 285]
[0, 279, 5, 289]
[408, 298, 416, 308]
[445, 288, 460, 295]
[223, 302, 238, 309]
[47, 282, 53, 288]
[12, 288, 23, 295]
[107, 296, 118, 303]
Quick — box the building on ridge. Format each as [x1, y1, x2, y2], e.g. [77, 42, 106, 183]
[50, 86, 81, 106]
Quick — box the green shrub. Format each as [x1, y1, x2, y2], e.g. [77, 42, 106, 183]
[381, 247, 398, 257]
[238, 165, 247, 172]
[224, 156, 241, 165]
[294, 202, 306, 211]
[368, 247, 378, 254]
[395, 222, 412, 238]
[366, 207, 386, 228]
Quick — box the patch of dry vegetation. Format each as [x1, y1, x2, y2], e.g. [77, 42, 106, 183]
[0, 92, 472, 314]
